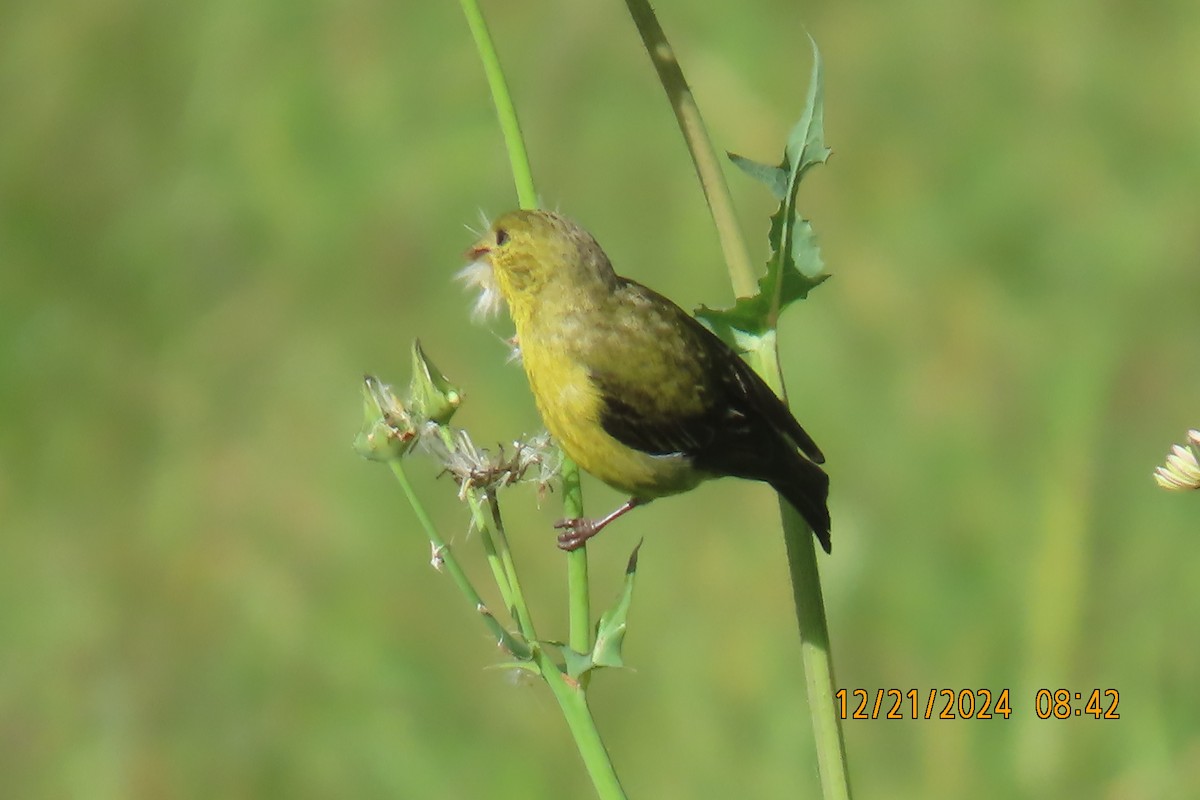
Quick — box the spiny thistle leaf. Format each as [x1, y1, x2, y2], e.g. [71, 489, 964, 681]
[698, 36, 830, 344]
[547, 544, 641, 679]
[560, 645, 595, 679]
[590, 541, 642, 669]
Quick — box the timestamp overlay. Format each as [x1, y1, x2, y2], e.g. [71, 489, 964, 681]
[834, 689, 1120, 720]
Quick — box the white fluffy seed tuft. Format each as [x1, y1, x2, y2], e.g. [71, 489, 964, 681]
[456, 259, 505, 319]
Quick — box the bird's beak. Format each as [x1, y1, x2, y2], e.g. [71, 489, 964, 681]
[465, 243, 491, 261]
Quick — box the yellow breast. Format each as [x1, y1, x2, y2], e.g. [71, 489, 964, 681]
[519, 338, 702, 499]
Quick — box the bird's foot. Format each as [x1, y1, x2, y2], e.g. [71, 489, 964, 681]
[552, 498, 645, 551]
[553, 518, 600, 551]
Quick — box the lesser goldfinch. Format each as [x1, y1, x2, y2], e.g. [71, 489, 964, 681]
[462, 210, 831, 552]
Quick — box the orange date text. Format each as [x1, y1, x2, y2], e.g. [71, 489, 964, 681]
[835, 688, 1013, 720]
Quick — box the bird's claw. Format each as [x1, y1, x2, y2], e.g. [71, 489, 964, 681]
[553, 518, 597, 551]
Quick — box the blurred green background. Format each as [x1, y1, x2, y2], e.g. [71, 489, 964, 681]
[3, 0, 1199, 797]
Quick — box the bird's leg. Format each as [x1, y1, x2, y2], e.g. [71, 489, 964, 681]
[554, 497, 645, 551]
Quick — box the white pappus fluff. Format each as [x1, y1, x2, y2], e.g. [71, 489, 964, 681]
[457, 211, 520, 362]
[456, 258, 505, 319]
[457, 210, 505, 319]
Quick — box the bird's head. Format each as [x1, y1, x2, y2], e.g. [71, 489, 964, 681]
[460, 210, 618, 326]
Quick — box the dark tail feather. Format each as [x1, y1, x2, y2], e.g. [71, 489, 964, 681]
[691, 430, 832, 552]
[770, 457, 832, 554]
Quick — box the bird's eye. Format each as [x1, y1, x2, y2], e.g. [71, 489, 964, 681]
[494, 228, 510, 246]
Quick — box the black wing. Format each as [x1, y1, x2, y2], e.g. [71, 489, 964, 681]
[586, 285, 831, 550]
[590, 297, 824, 465]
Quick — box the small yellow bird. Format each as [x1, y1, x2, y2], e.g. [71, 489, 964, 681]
[462, 210, 831, 552]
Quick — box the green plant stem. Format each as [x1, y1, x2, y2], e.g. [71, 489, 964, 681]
[485, 490, 538, 640]
[438, 427, 518, 612]
[778, 504, 847, 797]
[459, 0, 536, 210]
[562, 461, 593, 658]
[622, 4, 851, 797]
[461, 3, 614, 794]
[388, 459, 530, 660]
[747, 276, 852, 800]
[459, 0, 592, 662]
[540, 655, 628, 800]
[464, 491, 516, 614]
[432, 422, 540, 641]
[622, 0, 755, 297]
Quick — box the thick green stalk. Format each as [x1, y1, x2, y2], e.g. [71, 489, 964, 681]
[622, 3, 851, 797]
[779, 502, 847, 796]
[540, 655, 628, 800]
[621, 0, 755, 297]
[750, 342, 849, 798]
